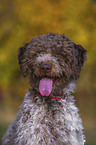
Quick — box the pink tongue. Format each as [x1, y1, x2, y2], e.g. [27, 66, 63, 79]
[39, 78, 53, 96]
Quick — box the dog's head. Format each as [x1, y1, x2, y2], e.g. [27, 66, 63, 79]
[18, 33, 87, 96]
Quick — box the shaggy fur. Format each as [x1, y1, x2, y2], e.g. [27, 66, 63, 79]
[2, 33, 87, 145]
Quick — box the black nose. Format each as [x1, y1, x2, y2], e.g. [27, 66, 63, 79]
[40, 64, 52, 73]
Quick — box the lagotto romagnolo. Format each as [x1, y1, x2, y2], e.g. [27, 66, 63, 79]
[2, 33, 87, 145]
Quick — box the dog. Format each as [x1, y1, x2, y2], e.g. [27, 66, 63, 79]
[2, 33, 87, 145]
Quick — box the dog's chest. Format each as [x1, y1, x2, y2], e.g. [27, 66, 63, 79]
[15, 97, 85, 145]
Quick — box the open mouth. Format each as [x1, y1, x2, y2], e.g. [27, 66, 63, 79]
[39, 77, 58, 97]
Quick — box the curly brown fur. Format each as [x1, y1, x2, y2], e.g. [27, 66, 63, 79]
[2, 33, 87, 145]
[18, 33, 86, 94]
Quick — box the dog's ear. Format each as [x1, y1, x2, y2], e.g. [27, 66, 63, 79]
[74, 44, 87, 67]
[18, 43, 29, 77]
[73, 44, 87, 79]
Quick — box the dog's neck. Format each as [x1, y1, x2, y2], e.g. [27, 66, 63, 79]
[30, 81, 76, 101]
[35, 90, 68, 100]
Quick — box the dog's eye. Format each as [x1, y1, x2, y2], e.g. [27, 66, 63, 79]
[37, 49, 45, 53]
[52, 47, 63, 54]
[37, 50, 43, 54]
[64, 57, 69, 63]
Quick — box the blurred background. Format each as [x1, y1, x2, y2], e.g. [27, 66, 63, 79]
[0, 0, 96, 144]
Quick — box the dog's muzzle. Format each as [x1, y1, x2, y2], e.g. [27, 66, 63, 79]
[40, 64, 52, 73]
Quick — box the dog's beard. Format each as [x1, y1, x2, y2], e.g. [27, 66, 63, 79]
[30, 69, 70, 95]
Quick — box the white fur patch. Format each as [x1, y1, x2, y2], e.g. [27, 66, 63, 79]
[36, 53, 52, 62]
[2, 83, 85, 145]
[36, 53, 60, 70]
[14, 87, 85, 145]
[63, 81, 76, 95]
